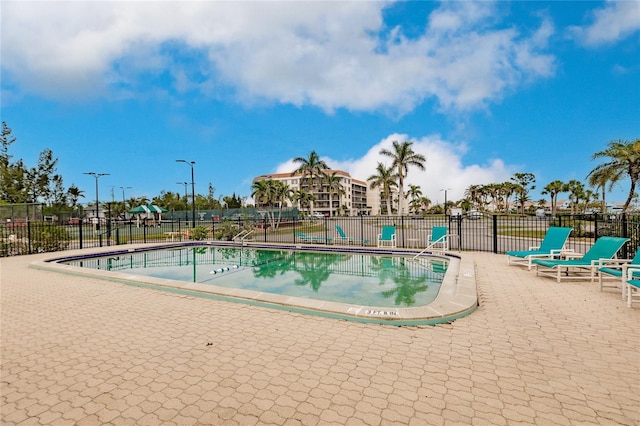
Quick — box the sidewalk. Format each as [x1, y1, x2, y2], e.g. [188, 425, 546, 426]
[1, 250, 638, 425]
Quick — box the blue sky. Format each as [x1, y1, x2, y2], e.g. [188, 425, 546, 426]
[1, 1, 639, 207]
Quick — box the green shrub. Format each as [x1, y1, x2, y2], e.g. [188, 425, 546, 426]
[189, 226, 209, 241]
[214, 221, 239, 241]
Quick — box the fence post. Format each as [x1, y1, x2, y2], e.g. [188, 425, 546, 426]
[400, 216, 405, 248]
[27, 220, 32, 254]
[622, 213, 629, 258]
[492, 214, 498, 254]
[79, 219, 83, 249]
[293, 216, 297, 243]
[323, 216, 328, 244]
[456, 216, 462, 251]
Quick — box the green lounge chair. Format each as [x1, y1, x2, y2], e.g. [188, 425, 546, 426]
[506, 227, 573, 270]
[426, 226, 450, 252]
[377, 226, 396, 248]
[533, 236, 630, 282]
[624, 268, 640, 307]
[295, 232, 332, 244]
[335, 225, 369, 245]
[597, 250, 640, 298]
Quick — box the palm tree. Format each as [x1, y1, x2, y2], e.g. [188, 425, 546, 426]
[252, 179, 277, 227]
[464, 185, 482, 210]
[292, 151, 329, 215]
[590, 139, 640, 212]
[66, 184, 85, 213]
[271, 180, 292, 228]
[291, 189, 315, 215]
[367, 162, 398, 216]
[324, 172, 345, 217]
[566, 179, 585, 215]
[251, 179, 273, 207]
[498, 181, 519, 214]
[380, 140, 426, 215]
[405, 184, 422, 214]
[541, 180, 567, 218]
[587, 167, 614, 214]
[409, 195, 431, 214]
[511, 172, 536, 214]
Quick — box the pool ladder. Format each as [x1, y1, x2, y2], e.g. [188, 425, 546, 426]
[233, 229, 254, 245]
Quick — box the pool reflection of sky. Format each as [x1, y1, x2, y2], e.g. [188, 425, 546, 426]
[65, 247, 448, 308]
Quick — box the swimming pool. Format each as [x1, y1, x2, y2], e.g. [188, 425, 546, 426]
[35, 242, 478, 325]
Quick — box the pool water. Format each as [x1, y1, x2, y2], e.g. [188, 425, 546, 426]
[64, 246, 448, 308]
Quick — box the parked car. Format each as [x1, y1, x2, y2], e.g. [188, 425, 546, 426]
[467, 210, 483, 220]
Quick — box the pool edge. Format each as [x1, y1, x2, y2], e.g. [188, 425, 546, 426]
[29, 242, 478, 326]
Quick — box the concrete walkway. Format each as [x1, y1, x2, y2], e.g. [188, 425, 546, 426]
[1, 250, 638, 425]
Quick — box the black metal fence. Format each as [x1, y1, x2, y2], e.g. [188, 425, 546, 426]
[2, 213, 639, 258]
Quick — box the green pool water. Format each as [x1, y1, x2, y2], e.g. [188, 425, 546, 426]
[64, 246, 449, 308]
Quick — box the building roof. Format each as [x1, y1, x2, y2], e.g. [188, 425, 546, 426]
[253, 170, 366, 186]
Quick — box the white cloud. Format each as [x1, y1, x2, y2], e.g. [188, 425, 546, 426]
[274, 133, 513, 203]
[1, 1, 555, 112]
[569, 0, 640, 46]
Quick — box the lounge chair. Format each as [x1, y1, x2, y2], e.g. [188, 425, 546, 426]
[506, 227, 573, 270]
[335, 225, 369, 245]
[295, 232, 332, 244]
[377, 226, 396, 248]
[624, 268, 640, 307]
[426, 226, 450, 252]
[597, 250, 640, 299]
[533, 236, 630, 282]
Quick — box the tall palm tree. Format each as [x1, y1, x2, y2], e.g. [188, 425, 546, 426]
[541, 180, 567, 217]
[324, 172, 345, 217]
[379, 140, 426, 215]
[590, 139, 640, 212]
[368, 162, 398, 216]
[292, 151, 329, 215]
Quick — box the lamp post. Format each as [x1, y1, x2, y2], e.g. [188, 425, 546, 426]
[120, 186, 132, 219]
[177, 182, 189, 221]
[176, 160, 196, 227]
[440, 188, 451, 216]
[84, 172, 110, 230]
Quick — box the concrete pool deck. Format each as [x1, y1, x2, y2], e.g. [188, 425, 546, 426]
[1, 247, 639, 425]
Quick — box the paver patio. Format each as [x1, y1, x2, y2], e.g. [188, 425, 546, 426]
[1, 249, 638, 425]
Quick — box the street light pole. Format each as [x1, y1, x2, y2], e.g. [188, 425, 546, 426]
[440, 188, 452, 216]
[177, 182, 188, 221]
[84, 172, 110, 230]
[176, 160, 196, 227]
[120, 186, 132, 218]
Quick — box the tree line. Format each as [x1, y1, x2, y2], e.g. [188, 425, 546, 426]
[1, 120, 638, 218]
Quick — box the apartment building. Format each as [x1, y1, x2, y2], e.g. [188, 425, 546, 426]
[253, 170, 371, 216]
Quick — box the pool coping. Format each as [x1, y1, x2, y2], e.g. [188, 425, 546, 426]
[30, 241, 478, 326]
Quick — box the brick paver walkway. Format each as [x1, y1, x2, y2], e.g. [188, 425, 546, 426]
[1, 250, 638, 425]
